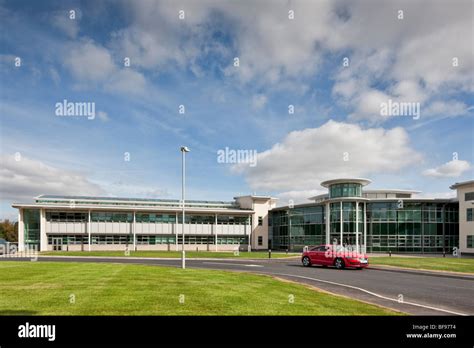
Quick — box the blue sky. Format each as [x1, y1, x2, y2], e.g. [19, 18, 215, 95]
[1, 0, 473, 219]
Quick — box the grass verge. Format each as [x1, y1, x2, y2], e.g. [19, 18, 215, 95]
[0, 261, 400, 315]
[40, 250, 298, 259]
[370, 256, 474, 274]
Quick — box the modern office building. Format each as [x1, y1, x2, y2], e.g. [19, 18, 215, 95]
[13, 195, 277, 252]
[12, 177, 472, 254]
[450, 180, 474, 255]
[270, 178, 461, 254]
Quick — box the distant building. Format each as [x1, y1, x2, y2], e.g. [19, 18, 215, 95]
[450, 180, 474, 255]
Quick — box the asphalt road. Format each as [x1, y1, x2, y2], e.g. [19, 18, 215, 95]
[3, 256, 474, 316]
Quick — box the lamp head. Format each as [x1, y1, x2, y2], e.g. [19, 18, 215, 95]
[180, 146, 190, 153]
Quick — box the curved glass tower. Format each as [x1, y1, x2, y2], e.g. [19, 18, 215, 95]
[321, 178, 371, 253]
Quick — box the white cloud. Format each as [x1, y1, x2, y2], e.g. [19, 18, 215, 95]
[423, 100, 470, 118]
[105, 68, 147, 95]
[114, 0, 334, 88]
[93, 179, 171, 200]
[251, 94, 267, 110]
[275, 189, 326, 207]
[97, 111, 109, 122]
[65, 40, 115, 81]
[49, 67, 61, 85]
[0, 154, 104, 202]
[414, 191, 456, 199]
[331, 0, 472, 123]
[64, 39, 148, 95]
[423, 160, 471, 178]
[51, 11, 79, 39]
[59, 0, 471, 114]
[233, 120, 422, 191]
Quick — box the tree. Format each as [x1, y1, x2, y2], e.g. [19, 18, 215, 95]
[0, 220, 18, 242]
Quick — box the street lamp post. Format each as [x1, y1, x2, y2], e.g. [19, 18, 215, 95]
[180, 146, 190, 269]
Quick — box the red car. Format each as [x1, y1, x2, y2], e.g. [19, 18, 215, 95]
[301, 244, 369, 269]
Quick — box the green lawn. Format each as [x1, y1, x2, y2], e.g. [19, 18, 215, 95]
[41, 250, 299, 259]
[0, 261, 399, 315]
[370, 256, 474, 274]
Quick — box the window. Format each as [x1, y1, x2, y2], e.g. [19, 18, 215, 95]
[258, 236, 263, 246]
[467, 208, 473, 222]
[258, 216, 263, 226]
[329, 183, 362, 198]
[467, 236, 474, 248]
[465, 192, 474, 201]
[46, 211, 87, 222]
[91, 212, 133, 223]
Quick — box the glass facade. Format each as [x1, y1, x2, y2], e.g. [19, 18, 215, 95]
[329, 183, 362, 198]
[366, 202, 458, 253]
[45, 210, 250, 225]
[270, 201, 459, 253]
[269, 205, 325, 250]
[23, 209, 40, 248]
[46, 234, 248, 245]
[329, 202, 364, 246]
[42, 210, 250, 247]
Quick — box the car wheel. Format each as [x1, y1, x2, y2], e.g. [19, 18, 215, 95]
[302, 256, 311, 267]
[334, 258, 345, 269]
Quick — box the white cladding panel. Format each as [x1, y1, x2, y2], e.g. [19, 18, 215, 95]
[215, 224, 246, 235]
[45, 221, 87, 234]
[45, 221, 246, 236]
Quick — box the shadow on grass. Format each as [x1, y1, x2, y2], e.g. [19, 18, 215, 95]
[0, 310, 38, 315]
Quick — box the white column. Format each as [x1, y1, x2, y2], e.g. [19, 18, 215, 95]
[88, 210, 91, 252]
[175, 212, 179, 251]
[363, 202, 367, 253]
[215, 214, 218, 251]
[247, 215, 251, 252]
[133, 211, 136, 251]
[40, 209, 47, 252]
[18, 209, 24, 252]
[355, 201, 359, 253]
[340, 201, 343, 246]
[325, 203, 330, 244]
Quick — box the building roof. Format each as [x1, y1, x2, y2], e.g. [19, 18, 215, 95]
[450, 180, 474, 189]
[363, 189, 421, 194]
[12, 202, 253, 214]
[320, 178, 372, 188]
[21, 194, 253, 212]
[234, 195, 278, 202]
[35, 194, 236, 205]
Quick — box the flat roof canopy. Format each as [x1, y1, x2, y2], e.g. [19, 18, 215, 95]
[320, 178, 372, 188]
[450, 180, 474, 189]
